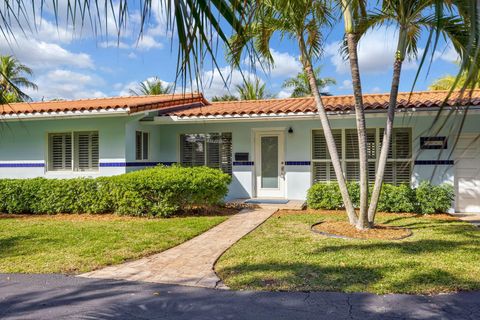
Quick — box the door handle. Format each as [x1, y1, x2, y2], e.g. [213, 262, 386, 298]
[281, 164, 285, 178]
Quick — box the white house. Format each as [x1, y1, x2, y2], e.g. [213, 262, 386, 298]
[0, 91, 479, 213]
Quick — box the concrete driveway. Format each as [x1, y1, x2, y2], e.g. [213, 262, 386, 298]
[1, 274, 479, 319]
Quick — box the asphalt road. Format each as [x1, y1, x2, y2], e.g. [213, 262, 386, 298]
[0, 274, 479, 319]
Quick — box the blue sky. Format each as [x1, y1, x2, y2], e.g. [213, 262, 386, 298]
[0, 1, 461, 101]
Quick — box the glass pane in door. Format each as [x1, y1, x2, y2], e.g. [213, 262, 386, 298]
[261, 136, 278, 188]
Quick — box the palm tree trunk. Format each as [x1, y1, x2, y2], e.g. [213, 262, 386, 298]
[342, 2, 369, 230]
[367, 28, 407, 223]
[298, 36, 358, 225]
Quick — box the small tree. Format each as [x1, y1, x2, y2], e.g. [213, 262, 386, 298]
[282, 67, 336, 97]
[235, 78, 273, 100]
[129, 77, 173, 96]
[0, 55, 37, 103]
[211, 94, 239, 101]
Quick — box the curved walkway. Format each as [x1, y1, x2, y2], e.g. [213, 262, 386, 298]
[80, 207, 277, 288]
[1, 274, 480, 319]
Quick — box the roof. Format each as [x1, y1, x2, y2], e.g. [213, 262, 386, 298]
[2, 90, 480, 120]
[157, 90, 480, 117]
[0, 93, 208, 116]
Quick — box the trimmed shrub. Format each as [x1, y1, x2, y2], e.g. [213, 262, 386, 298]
[377, 184, 416, 213]
[307, 182, 344, 210]
[0, 166, 231, 217]
[109, 166, 230, 217]
[416, 181, 454, 214]
[307, 181, 454, 214]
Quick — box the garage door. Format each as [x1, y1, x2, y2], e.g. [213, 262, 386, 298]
[455, 134, 480, 213]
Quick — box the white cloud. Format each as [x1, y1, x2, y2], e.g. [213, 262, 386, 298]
[339, 79, 353, 90]
[133, 35, 164, 51]
[277, 89, 293, 98]
[244, 49, 302, 78]
[370, 86, 382, 93]
[325, 27, 419, 75]
[127, 52, 138, 59]
[25, 69, 107, 100]
[98, 41, 130, 49]
[200, 66, 262, 98]
[434, 44, 460, 64]
[0, 37, 93, 69]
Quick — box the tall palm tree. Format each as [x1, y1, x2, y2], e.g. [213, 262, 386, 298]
[358, 1, 469, 225]
[129, 77, 173, 96]
[229, 0, 359, 225]
[0, 55, 37, 103]
[282, 67, 336, 97]
[340, 0, 370, 229]
[235, 78, 272, 100]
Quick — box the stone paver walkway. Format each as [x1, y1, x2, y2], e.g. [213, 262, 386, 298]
[80, 207, 277, 288]
[451, 212, 480, 227]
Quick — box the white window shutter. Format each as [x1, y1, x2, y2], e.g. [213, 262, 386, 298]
[49, 133, 72, 171]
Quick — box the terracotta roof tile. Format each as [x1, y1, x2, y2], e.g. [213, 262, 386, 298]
[0, 93, 207, 116]
[158, 90, 480, 117]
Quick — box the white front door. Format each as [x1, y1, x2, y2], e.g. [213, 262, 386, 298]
[455, 134, 480, 213]
[255, 131, 285, 198]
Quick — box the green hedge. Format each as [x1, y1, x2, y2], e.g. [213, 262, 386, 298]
[307, 181, 454, 214]
[0, 166, 231, 217]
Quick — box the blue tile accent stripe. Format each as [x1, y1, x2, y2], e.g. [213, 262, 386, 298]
[285, 161, 311, 166]
[99, 162, 176, 167]
[233, 161, 254, 166]
[0, 163, 45, 167]
[414, 160, 454, 165]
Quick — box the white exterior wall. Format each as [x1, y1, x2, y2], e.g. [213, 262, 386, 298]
[1, 110, 479, 207]
[0, 116, 129, 178]
[156, 111, 480, 201]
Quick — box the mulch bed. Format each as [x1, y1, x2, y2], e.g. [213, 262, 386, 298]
[312, 221, 412, 240]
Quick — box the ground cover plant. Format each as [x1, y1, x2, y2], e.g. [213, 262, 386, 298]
[0, 213, 229, 273]
[0, 166, 231, 217]
[216, 210, 480, 294]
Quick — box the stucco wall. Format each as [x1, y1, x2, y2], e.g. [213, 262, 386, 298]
[156, 111, 480, 200]
[0, 116, 128, 178]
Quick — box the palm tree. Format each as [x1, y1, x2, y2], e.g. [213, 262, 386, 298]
[211, 94, 239, 102]
[340, 0, 370, 229]
[429, 73, 480, 90]
[0, 55, 37, 103]
[235, 78, 272, 100]
[229, 0, 358, 225]
[282, 68, 336, 97]
[129, 77, 173, 96]
[358, 1, 469, 225]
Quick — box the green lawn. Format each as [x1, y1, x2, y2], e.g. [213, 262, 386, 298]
[0, 214, 228, 273]
[216, 211, 480, 294]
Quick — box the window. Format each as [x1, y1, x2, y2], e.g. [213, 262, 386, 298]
[312, 128, 412, 185]
[180, 133, 232, 174]
[135, 131, 149, 160]
[48, 131, 99, 171]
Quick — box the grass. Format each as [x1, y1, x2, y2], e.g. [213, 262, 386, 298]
[0, 213, 228, 273]
[216, 210, 480, 294]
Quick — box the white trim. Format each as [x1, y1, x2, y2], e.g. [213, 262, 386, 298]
[152, 107, 480, 124]
[0, 108, 130, 121]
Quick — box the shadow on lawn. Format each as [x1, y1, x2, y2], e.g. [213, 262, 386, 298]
[218, 261, 480, 294]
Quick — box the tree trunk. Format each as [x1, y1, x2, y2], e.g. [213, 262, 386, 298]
[298, 36, 358, 225]
[345, 33, 369, 230]
[367, 28, 407, 224]
[342, 0, 369, 229]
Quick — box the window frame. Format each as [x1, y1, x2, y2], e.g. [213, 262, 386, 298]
[135, 130, 150, 161]
[47, 131, 99, 172]
[178, 132, 232, 174]
[311, 127, 412, 185]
